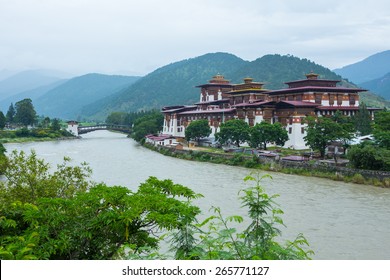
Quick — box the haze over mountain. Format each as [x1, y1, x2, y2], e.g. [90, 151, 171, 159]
[2, 51, 388, 121]
[82, 52, 388, 121]
[333, 50, 390, 84]
[34, 73, 141, 119]
[0, 70, 67, 101]
[0, 69, 19, 81]
[81, 53, 247, 120]
[0, 79, 67, 112]
[359, 72, 390, 101]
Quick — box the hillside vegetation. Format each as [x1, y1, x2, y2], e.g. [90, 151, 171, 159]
[359, 72, 390, 101]
[82, 53, 388, 121]
[333, 50, 390, 84]
[34, 74, 140, 119]
[81, 53, 247, 120]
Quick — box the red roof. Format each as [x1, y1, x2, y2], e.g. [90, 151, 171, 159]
[194, 99, 230, 105]
[317, 106, 381, 111]
[269, 86, 366, 95]
[234, 100, 319, 108]
[162, 105, 197, 113]
[178, 108, 236, 115]
[146, 134, 175, 141]
[279, 100, 319, 107]
[234, 100, 272, 108]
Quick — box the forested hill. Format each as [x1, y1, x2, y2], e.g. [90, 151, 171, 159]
[81, 52, 389, 120]
[229, 54, 343, 89]
[34, 73, 140, 119]
[81, 53, 247, 120]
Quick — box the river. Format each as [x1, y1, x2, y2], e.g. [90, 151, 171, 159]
[4, 130, 390, 260]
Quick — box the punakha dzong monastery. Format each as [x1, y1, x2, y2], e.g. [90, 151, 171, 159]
[160, 73, 379, 149]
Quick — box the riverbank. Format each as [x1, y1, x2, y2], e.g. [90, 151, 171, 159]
[0, 135, 78, 144]
[143, 143, 390, 187]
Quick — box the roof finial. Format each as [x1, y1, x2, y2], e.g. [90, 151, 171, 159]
[305, 71, 319, 80]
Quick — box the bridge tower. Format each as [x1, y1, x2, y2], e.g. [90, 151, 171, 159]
[67, 121, 79, 136]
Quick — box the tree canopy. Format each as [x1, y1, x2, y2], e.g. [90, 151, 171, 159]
[215, 119, 250, 147]
[304, 117, 352, 158]
[0, 111, 6, 129]
[185, 119, 211, 142]
[353, 103, 372, 136]
[373, 111, 390, 149]
[0, 151, 312, 260]
[131, 111, 164, 142]
[0, 150, 201, 260]
[14, 98, 36, 126]
[249, 121, 288, 150]
[6, 103, 15, 123]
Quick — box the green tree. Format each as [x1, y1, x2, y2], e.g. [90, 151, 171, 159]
[0, 151, 201, 260]
[14, 99, 37, 126]
[347, 143, 390, 171]
[304, 117, 352, 158]
[215, 119, 250, 147]
[132, 111, 164, 142]
[106, 112, 128, 125]
[0, 150, 92, 205]
[0, 111, 6, 129]
[170, 173, 313, 260]
[373, 111, 390, 149]
[354, 102, 372, 136]
[41, 117, 51, 128]
[50, 118, 61, 131]
[249, 121, 288, 150]
[6, 103, 15, 124]
[185, 119, 211, 142]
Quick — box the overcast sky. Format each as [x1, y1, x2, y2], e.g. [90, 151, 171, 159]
[1, 0, 389, 76]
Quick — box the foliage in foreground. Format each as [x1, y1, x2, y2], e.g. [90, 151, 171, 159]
[0, 151, 312, 260]
[167, 173, 313, 260]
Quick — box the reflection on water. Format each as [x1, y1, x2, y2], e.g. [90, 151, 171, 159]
[5, 130, 390, 259]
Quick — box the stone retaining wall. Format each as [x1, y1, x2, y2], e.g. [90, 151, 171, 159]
[154, 145, 390, 181]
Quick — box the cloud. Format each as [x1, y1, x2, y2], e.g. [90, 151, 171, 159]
[0, 0, 389, 75]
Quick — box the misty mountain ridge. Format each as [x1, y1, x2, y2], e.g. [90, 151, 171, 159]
[0, 69, 67, 101]
[34, 73, 141, 119]
[2, 51, 388, 120]
[83, 52, 386, 121]
[359, 72, 390, 100]
[333, 50, 390, 84]
[0, 79, 68, 112]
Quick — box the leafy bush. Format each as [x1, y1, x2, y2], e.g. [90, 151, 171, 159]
[0, 151, 312, 260]
[15, 128, 30, 137]
[348, 144, 390, 171]
[169, 173, 313, 260]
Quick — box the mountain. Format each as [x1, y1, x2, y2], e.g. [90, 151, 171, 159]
[81, 52, 247, 120]
[229, 54, 344, 89]
[0, 69, 68, 101]
[0, 69, 18, 81]
[34, 73, 141, 119]
[333, 50, 390, 84]
[82, 53, 370, 120]
[0, 80, 67, 112]
[359, 72, 390, 101]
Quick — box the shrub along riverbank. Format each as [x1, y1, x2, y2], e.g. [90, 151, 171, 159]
[0, 127, 76, 144]
[143, 143, 390, 188]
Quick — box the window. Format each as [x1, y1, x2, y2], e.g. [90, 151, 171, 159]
[349, 95, 356, 105]
[337, 95, 343, 105]
[315, 94, 322, 104]
[289, 127, 292, 134]
[329, 94, 334, 105]
[301, 127, 305, 134]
